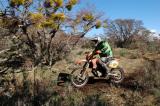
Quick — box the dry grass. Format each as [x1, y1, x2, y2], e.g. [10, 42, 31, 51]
[0, 47, 159, 105]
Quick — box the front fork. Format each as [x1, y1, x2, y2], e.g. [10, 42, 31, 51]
[80, 62, 89, 77]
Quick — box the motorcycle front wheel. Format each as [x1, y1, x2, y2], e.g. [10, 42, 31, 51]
[71, 69, 89, 88]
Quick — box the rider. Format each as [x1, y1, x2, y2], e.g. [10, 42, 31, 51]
[90, 37, 113, 77]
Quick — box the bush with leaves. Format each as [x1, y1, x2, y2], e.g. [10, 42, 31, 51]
[0, 0, 107, 69]
[0, 0, 78, 68]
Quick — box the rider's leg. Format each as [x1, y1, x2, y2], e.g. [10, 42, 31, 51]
[91, 58, 99, 76]
[92, 58, 98, 69]
[98, 58, 108, 74]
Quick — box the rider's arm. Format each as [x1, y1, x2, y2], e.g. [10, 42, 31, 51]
[87, 50, 99, 60]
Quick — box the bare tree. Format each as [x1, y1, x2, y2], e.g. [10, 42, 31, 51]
[106, 19, 144, 48]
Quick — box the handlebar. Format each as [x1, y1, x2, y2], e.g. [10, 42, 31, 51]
[86, 50, 101, 60]
[95, 50, 101, 54]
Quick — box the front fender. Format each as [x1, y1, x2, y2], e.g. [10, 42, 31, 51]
[75, 59, 87, 65]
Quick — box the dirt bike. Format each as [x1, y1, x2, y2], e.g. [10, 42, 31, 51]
[71, 51, 125, 88]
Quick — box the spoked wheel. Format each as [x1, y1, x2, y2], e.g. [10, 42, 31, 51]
[110, 68, 124, 84]
[71, 69, 89, 88]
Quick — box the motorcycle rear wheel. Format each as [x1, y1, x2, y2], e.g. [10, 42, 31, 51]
[110, 67, 124, 84]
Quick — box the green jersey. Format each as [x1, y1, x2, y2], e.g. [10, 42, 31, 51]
[94, 41, 113, 57]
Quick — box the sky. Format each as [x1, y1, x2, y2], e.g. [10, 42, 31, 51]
[0, 0, 159, 37]
[76, 0, 160, 36]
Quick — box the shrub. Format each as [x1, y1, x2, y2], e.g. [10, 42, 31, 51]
[119, 49, 127, 57]
[83, 94, 110, 106]
[128, 51, 141, 59]
[137, 57, 160, 104]
[124, 92, 143, 106]
[147, 40, 160, 53]
[141, 59, 160, 89]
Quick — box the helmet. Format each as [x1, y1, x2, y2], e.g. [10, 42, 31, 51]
[91, 37, 102, 43]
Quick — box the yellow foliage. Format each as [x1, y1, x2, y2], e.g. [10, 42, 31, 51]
[42, 20, 58, 29]
[29, 12, 65, 29]
[69, 0, 77, 5]
[95, 20, 101, 29]
[66, 0, 77, 11]
[10, 0, 32, 7]
[51, 13, 66, 21]
[30, 13, 44, 22]
[10, 0, 24, 6]
[41, 20, 53, 27]
[82, 13, 94, 21]
[24, 0, 32, 2]
[29, 13, 44, 28]
[53, 0, 63, 7]
[44, 0, 63, 9]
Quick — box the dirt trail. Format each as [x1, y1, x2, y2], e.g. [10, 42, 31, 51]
[56, 70, 144, 93]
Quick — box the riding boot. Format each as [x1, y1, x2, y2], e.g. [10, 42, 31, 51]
[92, 69, 99, 77]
